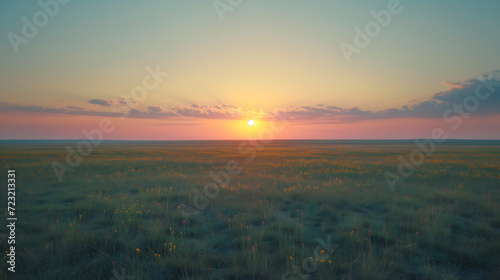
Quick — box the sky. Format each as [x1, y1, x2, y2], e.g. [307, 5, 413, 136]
[1, 0, 499, 140]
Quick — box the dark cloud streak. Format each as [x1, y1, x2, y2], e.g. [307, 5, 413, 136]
[2, 72, 499, 122]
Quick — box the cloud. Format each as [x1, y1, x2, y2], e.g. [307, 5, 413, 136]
[175, 108, 237, 119]
[277, 71, 500, 122]
[442, 81, 466, 89]
[0, 103, 119, 117]
[88, 99, 112, 106]
[2, 71, 499, 123]
[67, 106, 84, 110]
[147, 106, 162, 113]
[112, 98, 130, 105]
[373, 72, 500, 119]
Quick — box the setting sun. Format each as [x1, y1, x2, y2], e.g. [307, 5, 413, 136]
[248, 119, 255, 127]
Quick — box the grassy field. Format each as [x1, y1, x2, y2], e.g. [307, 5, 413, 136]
[0, 140, 499, 280]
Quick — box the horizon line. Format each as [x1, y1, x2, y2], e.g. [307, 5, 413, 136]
[1, 138, 500, 142]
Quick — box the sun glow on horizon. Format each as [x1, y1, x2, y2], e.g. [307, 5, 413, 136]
[248, 119, 255, 127]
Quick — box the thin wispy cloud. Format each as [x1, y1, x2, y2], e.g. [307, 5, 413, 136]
[88, 99, 113, 107]
[2, 73, 499, 123]
[147, 106, 163, 113]
[66, 106, 84, 110]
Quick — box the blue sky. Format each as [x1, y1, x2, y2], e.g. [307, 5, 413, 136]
[1, 0, 499, 139]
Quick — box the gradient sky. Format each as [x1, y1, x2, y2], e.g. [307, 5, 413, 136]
[1, 0, 499, 140]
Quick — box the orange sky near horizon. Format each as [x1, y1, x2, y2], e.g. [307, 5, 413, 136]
[2, 111, 499, 140]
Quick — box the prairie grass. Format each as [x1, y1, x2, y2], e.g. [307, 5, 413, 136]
[0, 140, 499, 279]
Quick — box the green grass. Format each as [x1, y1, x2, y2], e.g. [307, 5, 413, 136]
[0, 140, 499, 279]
